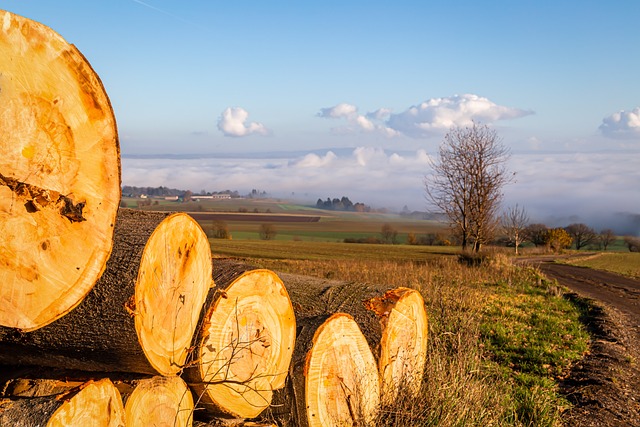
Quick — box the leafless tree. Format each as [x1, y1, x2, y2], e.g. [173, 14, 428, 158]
[381, 223, 398, 244]
[623, 236, 640, 252]
[259, 223, 277, 240]
[500, 204, 529, 254]
[424, 122, 512, 252]
[524, 223, 548, 247]
[565, 223, 597, 250]
[598, 229, 616, 251]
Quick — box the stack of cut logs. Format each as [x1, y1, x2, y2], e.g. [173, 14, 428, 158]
[0, 10, 429, 427]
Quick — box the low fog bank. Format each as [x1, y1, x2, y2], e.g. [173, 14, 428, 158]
[121, 148, 640, 236]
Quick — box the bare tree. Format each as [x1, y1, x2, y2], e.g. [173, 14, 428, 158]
[623, 236, 640, 252]
[209, 220, 231, 239]
[565, 223, 597, 250]
[500, 204, 529, 254]
[524, 223, 548, 247]
[598, 229, 616, 251]
[259, 223, 277, 240]
[381, 223, 398, 244]
[424, 122, 512, 252]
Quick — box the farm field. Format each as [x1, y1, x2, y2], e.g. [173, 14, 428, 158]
[210, 239, 457, 261]
[121, 197, 446, 243]
[562, 252, 640, 278]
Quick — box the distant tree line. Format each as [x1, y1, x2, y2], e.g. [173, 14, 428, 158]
[316, 196, 370, 212]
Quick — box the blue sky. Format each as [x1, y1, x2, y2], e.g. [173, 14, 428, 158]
[3, 1, 640, 229]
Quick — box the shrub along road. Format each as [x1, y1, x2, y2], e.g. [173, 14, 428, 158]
[524, 258, 640, 426]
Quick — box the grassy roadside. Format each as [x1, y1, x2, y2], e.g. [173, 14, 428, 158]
[227, 245, 589, 426]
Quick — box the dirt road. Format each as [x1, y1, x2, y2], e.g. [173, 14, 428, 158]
[525, 259, 640, 426]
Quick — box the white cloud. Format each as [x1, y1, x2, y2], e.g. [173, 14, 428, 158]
[318, 94, 532, 139]
[318, 104, 399, 137]
[386, 94, 533, 138]
[290, 151, 337, 168]
[217, 107, 270, 137]
[599, 107, 640, 139]
[317, 103, 358, 119]
[366, 108, 392, 121]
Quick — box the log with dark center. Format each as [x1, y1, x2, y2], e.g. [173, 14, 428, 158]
[0, 10, 121, 332]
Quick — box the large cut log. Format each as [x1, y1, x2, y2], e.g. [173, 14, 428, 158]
[184, 261, 296, 420]
[364, 287, 428, 402]
[268, 270, 428, 419]
[0, 209, 212, 376]
[0, 378, 124, 426]
[279, 272, 428, 399]
[0, 10, 120, 331]
[271, 313, 380, 427]
[122, 376, 194, 427]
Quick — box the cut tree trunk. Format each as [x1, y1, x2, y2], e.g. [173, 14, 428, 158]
[265, 271, 428, 424]
[0, 10, 121, 331]
[270, 313, 380, 427]
[0, 378, 124, 426]
[184, 260, 296, 420]
[122, 376, 194, 427]
[365, 287, 428, 402]
[0, 209, 212, 376]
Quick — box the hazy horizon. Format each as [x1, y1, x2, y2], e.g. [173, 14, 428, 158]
[121, 147, 640, 236]
[6, 2, 639, 235]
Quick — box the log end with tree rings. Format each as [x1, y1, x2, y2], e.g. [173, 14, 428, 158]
[0, 378, 125, 427]
[187, 267, 296, 419]
[365, 287, 429, 402]
[134, 212, 212, 376]
[123, 376, 194, 427]
[0, 10, 120, 331]
[46, 379, 125, 427]
[305, 313, 380, 427]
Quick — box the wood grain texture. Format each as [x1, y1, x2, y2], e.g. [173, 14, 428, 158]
[0, 378, 124, 427]
[185, 260, 295, 419]
[0, 10, 120, 331]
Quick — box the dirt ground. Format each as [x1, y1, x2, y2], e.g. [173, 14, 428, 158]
[525, 258, 640, 426]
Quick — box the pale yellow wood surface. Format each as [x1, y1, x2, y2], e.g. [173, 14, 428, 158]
[305, 313, 380, 427]
[124, 376, 193, 427]
[47, 379, 124, 427]
[134, 213, 212, 376]
[0, 10, 120, 331]
[189, 266, 295, 419]
[366, 287, 429, 402]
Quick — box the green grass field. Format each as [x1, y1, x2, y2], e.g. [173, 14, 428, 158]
[122, 196, 446, 243]
[210, 239, 457, 261]
[563, 252, 640, 278]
